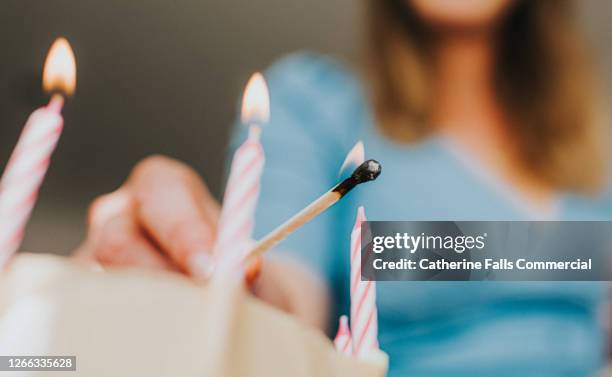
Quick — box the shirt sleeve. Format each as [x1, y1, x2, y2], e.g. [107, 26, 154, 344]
[224, 52, 363, 293]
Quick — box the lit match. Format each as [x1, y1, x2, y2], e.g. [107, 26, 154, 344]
[244, 158, 381, 263]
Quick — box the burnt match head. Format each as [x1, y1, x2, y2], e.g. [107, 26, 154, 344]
[333, 159, 382, 196]
[352, 159, 381, 184]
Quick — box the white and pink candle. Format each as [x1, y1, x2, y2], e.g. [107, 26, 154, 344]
[350, 206, 379, 357]
[0, 38, 76, 268]
[212, 73, 269, 275]
[333, 315, 353, 356]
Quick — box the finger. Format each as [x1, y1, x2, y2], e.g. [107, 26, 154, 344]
[88, 189, 132, 229]
[127, 156, 219, 276]
[83, 188, 176, 270]
[75, 189, 133, 260]
[95, 211, 176, 271]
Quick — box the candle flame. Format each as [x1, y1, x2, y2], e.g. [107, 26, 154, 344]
[339, 141, 365, 174]
[43, 37, 76, 96]
[241, 72, 270, 124]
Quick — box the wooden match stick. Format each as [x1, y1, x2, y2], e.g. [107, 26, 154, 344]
[244, 159, 381, 262]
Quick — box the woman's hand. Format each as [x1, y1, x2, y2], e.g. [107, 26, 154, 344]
[76, 154, 325, 328]
[77, 155, 220, 279]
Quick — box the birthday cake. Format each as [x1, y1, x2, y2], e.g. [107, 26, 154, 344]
[0, 253, 387, 377]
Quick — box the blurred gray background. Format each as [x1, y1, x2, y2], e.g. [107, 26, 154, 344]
[0, 0, 610, 254]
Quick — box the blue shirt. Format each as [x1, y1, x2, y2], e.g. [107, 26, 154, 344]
[229, 52, 609, 377]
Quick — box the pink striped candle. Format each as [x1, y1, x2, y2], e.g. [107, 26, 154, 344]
[213, 73, 269, 275]
[350, 206, 379, 357]
[333, 315, 353, 356]
[0, 38, 76, 269]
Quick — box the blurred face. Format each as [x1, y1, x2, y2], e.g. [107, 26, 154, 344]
[408, 0, 514, 29]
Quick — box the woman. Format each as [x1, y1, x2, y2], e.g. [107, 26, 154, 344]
[80, 0, 610, 375]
